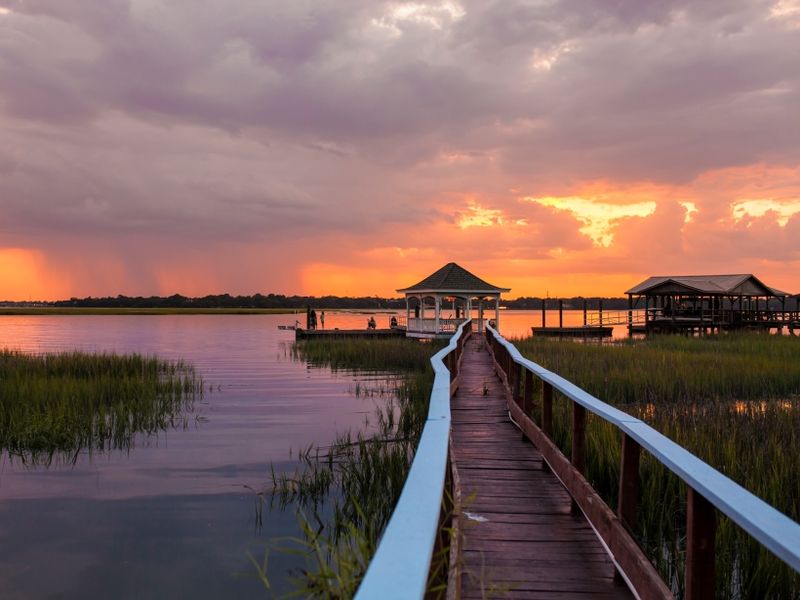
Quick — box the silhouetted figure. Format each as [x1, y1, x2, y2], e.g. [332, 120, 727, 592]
[390, 316, 398, 328]
[367, 316, 376, 330]
[320, 311, 325, 329]
[414, 305, 420, 319]
[310, 309, 317, 330]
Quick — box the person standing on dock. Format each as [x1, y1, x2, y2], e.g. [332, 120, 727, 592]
[320, 311, 325, 329]
[309, 309, 317, 330]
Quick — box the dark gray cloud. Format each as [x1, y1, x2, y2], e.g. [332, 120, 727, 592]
[0, 0, 798, 295]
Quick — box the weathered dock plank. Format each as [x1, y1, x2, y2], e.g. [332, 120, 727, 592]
[451, 335, 632, 599]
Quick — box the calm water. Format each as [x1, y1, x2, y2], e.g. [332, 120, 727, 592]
[0, 310, 625, 599]
[0, 313, 407, 599]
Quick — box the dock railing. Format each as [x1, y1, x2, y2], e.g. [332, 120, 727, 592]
[484, 323, 800, 599]
[355, 318, 472, 600]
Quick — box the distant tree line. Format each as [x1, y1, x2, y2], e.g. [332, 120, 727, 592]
[5, 294, 633, 310]
[48, 294, 407, 309]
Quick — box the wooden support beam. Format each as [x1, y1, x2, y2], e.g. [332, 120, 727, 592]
[541, 298, 546, 328]
[571, 403, 586, 475]
[571, 402, 586, 514]
[523, 368, 533, 416]
[627, 294, 633, 336]
[599, 299, 604, 328]
[617, 434, 641, 532]
[686, 488, 717, 600]
[542, 381, 553, 438]
[513, 361, 522, 407]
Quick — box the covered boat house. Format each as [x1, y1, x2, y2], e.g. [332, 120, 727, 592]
[397, 263, 510, 339]
[625, 274, 796, 334]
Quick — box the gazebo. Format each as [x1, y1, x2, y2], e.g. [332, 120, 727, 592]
[397, 262, 510, 339]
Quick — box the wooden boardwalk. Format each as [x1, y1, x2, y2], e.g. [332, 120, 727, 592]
[451, 335, 632, 599]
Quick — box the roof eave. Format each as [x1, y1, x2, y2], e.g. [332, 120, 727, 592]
[397, 287, 511, 295]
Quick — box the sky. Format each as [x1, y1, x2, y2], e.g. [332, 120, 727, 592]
[1, 0, 799, 300]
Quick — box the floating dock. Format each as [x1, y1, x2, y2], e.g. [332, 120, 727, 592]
[294, 328, 405, 340]
[532, 326, 613, 338]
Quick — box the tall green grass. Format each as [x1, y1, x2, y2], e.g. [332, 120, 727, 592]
[0, 349, 203, 464]
[513, 333, 800, 599]
[268, 338, 443, 597]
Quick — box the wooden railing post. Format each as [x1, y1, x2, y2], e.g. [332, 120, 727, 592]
[571, 403, 586, 474]
[617, 434, 641, 533]
[571, 402, 586, 513]
[542, 382, 553, 438]
[523, 368, 533, 416]
[686, 488, 716, 600]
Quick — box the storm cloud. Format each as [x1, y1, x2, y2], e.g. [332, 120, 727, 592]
[1, 0, 798, 298]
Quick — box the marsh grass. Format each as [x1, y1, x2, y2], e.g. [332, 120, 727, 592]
[265, 338, 443, 596]
[514, 333, 800, 599]
[0, 349, 203, 464]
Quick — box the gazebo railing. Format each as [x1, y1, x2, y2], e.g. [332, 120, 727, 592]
[407, 317, 466, 333]
[354, 319, 472, 599]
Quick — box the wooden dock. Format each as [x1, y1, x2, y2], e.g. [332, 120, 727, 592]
[294, 327, 404, 340]
[532, 326, 613, 338]
[450, 336, 631, 599]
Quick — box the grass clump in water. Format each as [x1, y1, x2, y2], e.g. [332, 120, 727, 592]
[267, 337, 443, 597]
[513, 332, 800, 599]
[0, 349, 204, 464]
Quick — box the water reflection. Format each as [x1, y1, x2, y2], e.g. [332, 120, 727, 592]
[0, 314, 400, 598]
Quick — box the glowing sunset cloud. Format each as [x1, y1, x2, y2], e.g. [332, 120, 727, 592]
[732, 199, 800, 226]
[679, 202, 699, 223]
[456, 202, 526, 229]
[523, 196, 657, 247]
[0, 1, 798, 300]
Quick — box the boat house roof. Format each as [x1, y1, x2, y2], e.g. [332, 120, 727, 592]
[397, 262, 510, 295]
[626, 274, 790, 297]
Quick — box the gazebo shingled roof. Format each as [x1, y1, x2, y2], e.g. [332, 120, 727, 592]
[397, 262, 510, 294]
[625, 274, 790, 297]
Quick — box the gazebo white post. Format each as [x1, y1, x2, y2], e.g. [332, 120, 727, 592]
[406, 295, 410, 329]
[495, 295, 500, 331]
[435, 295, 441, 334]
[420, 296, 425, 320]
[478, 299, 484, 333]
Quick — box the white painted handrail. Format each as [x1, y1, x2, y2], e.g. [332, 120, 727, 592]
[486, 324, 800, 573]
[355, 319, 471, 600]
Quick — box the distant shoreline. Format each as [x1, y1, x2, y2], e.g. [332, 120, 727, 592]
[0, 307, 625, 316]
[0, 307, 300, 316]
